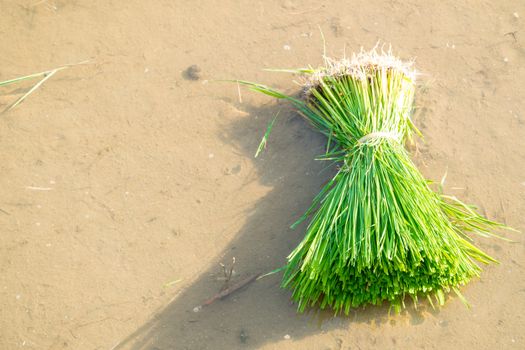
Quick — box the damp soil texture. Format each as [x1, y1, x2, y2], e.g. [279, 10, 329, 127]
[1, 1, 524, 349]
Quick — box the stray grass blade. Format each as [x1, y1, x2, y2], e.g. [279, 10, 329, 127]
[1, 60, 89, 113]
[263, 68, 315, 74]
[163, 278, 182, 288]
[5, 68, 63, 112]
[255, 111, 279, 158]
[0, 69, 58, 87]
[439, 167, 448, 194]
[256, 265, 286, 280]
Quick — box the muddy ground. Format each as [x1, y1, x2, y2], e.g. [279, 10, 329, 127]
[1, 1, 524, 349]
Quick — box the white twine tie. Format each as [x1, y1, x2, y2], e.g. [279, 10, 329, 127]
[357, 131, 401, 144]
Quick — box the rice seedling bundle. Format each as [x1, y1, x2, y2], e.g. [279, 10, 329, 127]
[238, 48, 505, 314]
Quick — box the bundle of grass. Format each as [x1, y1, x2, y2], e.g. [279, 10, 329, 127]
[237, 48, 506, 314]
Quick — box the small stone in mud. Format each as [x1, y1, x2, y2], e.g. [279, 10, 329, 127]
[239, 329, 248, 343]
[184, 65, 202, 80]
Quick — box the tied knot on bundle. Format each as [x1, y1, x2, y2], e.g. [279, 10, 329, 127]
[357, 131, 402, 145]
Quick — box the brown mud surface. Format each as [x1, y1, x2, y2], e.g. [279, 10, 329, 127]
[1, 1, 524, 349]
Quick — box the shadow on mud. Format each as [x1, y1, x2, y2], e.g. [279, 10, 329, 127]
[113, 98, 434, 350]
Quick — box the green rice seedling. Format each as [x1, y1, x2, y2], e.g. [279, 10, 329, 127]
[255, 111, 279, 158]
[236, 48, 508, 314]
